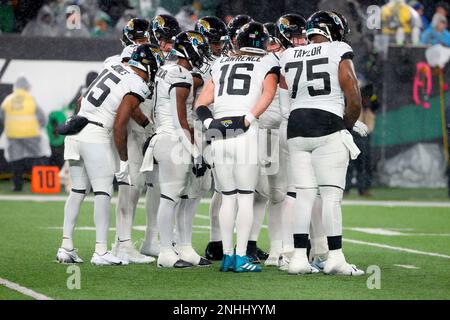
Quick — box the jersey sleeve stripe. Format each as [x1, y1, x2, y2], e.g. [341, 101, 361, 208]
[265, 66, 281, 82]
[169, 82, 192, 93]
[341, 51, 354, 60]
[125, 92, 145, 103]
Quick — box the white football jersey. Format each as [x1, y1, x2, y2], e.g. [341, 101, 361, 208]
[258, 52, 282, 129]
[78, 63, 150, 130]
[153, 63, 194, 135]
[280, 41, 353, 118]
[211, 54, 279, 118]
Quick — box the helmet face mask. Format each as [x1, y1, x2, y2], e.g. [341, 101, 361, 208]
[277, 14, 306, 48]
[173, 31, 212, 73]
[195, 16, 228, 56]
[263, 22, 283, 52]
[122, 18, 151, 47]
[227, 15, 253, 52]
[128, 44, 165, 97]
[152, 15, 181, 46]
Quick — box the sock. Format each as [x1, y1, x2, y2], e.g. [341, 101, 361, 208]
[115, 185, 131, 242]
[61, 238, 74, 251]
[268, 201, 283, 251]
[249, 192, 267, 241]
[157, 196, 177, 250]
[294, 188, 317, 234]
[94, 194, 111, 246]
[327, 235, 342, 250]
[176, 198, 199, 246]
[218, 193, 237, 255]
[281, 193, 295, 253]
[95, 242, 107, 255]
[236, 193, 254, 257]
[62, 190, 86, 247]
[144, 184, 160, 244]
[310, 196, 329, 257]
[319, 186, 344, 237]
[209, 191, 222, 242]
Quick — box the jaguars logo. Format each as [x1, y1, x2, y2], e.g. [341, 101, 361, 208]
[221, 119, 233, 127]
[197, 19, 211, 34]
[150, 46, 165, 65]
[127, 19, 135, 30]
[186, 32, 204, 46]
[278, 17, 289, 32]
[329, 11, 343, 28]
[153, 15, 165, 31]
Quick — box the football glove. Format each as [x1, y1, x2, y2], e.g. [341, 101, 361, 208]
[192, 157, 210, 178]
[352, 120, 369, 137]
[115, 160, 131, 185]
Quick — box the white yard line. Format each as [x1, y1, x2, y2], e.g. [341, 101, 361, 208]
[1, 195, 450, 208]
[394, 264, 420, 269]
[0, 277, 53, 300]
[344, 239, 450, 259]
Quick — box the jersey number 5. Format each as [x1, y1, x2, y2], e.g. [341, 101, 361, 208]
[285, 58, 331, 99]
[84, 70, 121, 107]
[218, 63, 254, 96]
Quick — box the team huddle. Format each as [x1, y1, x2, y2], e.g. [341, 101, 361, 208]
[55, 10, 369, 276]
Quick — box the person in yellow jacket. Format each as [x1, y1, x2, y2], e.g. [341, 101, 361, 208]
[0, 77, 46, 191]
[381, 0, 421, 44]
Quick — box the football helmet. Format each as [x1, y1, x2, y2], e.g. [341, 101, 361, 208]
[172, 31, 212, 73]
[332, 11, 350, 42]
[121, 18, 150, 47]
[236, 21, 270, 55]
[276, 13, 306, 48]
[305, 11, 345, 42]
[151, 14, 181, 44]
[128, 44, 165, 96]
[263, 22, 283, 49]
[195, 16, 228, 54]
[227, 14, 253, 50]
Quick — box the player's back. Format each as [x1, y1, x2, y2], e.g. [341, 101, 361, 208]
[211, 53, 277, 118]
[78, 63, 149, 131]
[280, 41, 353, 119]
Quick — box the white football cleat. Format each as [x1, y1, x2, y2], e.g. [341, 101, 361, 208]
[115, 241, 155, 264]
[178, 246, 212, 267]
[157, 249, 193, 268]
[56, 248, 83, 264]
[323, 250, 365, 276]
[288, 250, 319, 275]
[265, 247, 282, 267]
[278, 254, 291, 271]
[140, 240, 160, 257]
[90, 251, 124, 266]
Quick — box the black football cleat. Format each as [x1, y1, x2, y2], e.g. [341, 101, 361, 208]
[197, 257, 213, 267]
[205, 241, 223, 261]
[246, 241, 260, 264]
[256, 247, 269, 261]
[173, 259, 194, 268]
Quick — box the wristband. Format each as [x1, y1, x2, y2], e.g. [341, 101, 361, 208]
[244, 112, 256, 124]
[196, 105, 213, 122]
[141, 118, 150, 128]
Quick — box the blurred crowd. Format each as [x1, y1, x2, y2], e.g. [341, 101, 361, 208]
[0, 1, 449, 50]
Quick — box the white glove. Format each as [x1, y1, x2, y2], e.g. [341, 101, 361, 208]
[352, 120, 369, 137]
[115, 160, 131, 185]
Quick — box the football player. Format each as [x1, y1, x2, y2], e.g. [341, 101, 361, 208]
[194, 16, 229, 261]
[56, 44, 160, 266]
[112, 18, 164, 264]
[150, 31, 212, 268]
[195, 22, 278, 272]
[279, 11, 364, 275]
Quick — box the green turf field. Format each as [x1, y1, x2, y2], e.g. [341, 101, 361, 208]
[0, 192, 449, 300]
